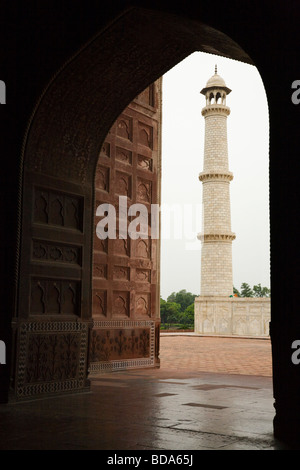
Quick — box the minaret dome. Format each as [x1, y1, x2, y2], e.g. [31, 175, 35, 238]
[200, 65, 231, 106]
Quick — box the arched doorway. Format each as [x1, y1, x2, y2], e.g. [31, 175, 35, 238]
[6, 4, 299, 446]
[14, 7, 254, 399]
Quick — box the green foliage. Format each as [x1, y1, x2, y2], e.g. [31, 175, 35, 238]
[179, 303, 194, 326]
[240, 282, 254, 297]
[160, 283, 270, 330]
[233, 286, 241, 297]
[160, 290, 197, 329]
[234, 283, 270, 298]
[167, 289, 197, 312]
[253, 283, 271, 298]
[160, 298, 181, 327]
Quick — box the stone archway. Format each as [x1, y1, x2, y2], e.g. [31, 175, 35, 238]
[13, 7, 256, 401]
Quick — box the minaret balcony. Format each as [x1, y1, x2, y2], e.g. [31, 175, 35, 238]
[199, 171, 233, 182]
[197, 232, 236, 242]
[201, 104, 230, 117]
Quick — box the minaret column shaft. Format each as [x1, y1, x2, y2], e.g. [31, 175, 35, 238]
[203, 113, 229, 172]
[198, 76, 235, 297]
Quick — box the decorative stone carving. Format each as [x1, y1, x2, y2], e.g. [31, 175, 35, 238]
[100, 141, 110, 158]
[88, 320, 155, 373]
[137, 83, 155, 107]
[92, 290, 107, 316]
[116, 115, 133, 141]
[135, 268, 150, 282]
[34, 188, 83, 230]
[115, 171, 132, 198]
[113, 291, 130, 317]
[95, 165, 109, 191]
[93, 263, 107, 279]
[113, 266, 130, 281]
[197, 233, 236, 242]
[198, 171, 233, 182]
[137, 178, 151, 203]
[137, 154, 153, 171]
[112, 236, 130, 257]
[116, 147, 132, 165]
[201, 105, 230, 117]
[89, 327, 150, 362]
[32, 240, 81, 265]
[16, 321, 88, 398]
[194, 297, 270, 337]
[138, 122, 153, 148]
[30, 279, 80, 315]
[136, 239, 150, 259]
[94, 232, 108, 253]
[136, 294, 151, 317]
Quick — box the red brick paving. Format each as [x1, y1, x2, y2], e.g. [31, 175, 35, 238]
[159, 334, 273, 376]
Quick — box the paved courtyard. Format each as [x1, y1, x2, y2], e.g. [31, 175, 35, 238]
[0, 334, 288, 450]
[159, 333, 273, 376]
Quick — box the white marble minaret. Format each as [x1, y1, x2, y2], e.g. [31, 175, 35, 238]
[198, 66, 236, 296]
[194, 67, 270, 337]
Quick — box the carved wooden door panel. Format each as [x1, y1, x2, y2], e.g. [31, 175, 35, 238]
[89, 80, 162, 373]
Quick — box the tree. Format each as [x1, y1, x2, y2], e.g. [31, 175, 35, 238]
[160, 298, 181, 327]
[253, 283, 270, 298]
[167, 292, 176, 303]
[240, 282, 254, 297]
[233, 286, 241, 297]
[160, 298, 167, 325]
[180, 303, 194, 326]
[167, 289, 196, 312]
[165, 302, 181, 327]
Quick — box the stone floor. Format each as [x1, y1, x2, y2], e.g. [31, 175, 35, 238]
[0, 334, 292, 451]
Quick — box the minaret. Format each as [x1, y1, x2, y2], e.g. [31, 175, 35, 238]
[198, 66, 235, 296]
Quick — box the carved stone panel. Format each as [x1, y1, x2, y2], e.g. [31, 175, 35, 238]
[112, 291, 130, 317]
[116, 115, 133, 141]
[32, 240, 82, 266]
[112, 236, 130, 257]
[100, 141, 111, 158]
[91, 81, 161, 370]
[136, 293, 151, 317]
[136, 239, 151, 259]
[135, 268, 151, 283]
[137, 178, 152, 204]
[34, 188, 83, 230]
[95, 165, 110, 192]
[92, 290, 107, 317]
[16, 321, 89, 398]
[93, 263, 108, 279]
[113, 265, 130, 281]
[138, 122, 153, 149]
[94, 236, 108, 253]
[30, 278, 80, 316]
[89, 327, 150, 362]
[115, 171, 132, 198]
[137, 83, 155, 107]
[138, 154, 153, 171]
[116, 146, 132, 165]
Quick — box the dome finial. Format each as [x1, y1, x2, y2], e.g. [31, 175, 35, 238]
[215, 64, 217, 74]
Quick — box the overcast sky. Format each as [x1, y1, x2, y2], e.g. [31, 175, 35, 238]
[160, 51, 270, 300]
